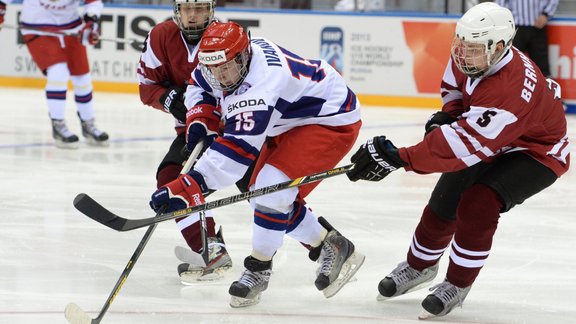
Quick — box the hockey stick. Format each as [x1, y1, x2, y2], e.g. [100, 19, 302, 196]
[3, 24, 143, 45]
[73, 163, 355, 232]
[64, 141, 204, 324]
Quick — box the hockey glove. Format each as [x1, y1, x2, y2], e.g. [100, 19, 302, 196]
[0, 1, 6, 29]
[159, 86, 187, 123]
[424, 111, 457, 136]
[80, 13, 100, 46]
[150, 172, 209, 213]
[347, 136, 407, 182]
[184, 104, 221, 153]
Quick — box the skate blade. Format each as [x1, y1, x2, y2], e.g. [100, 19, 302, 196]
[85, 137, 110, 147]
[180, 266, 232, 285]
[376, 280, 435, 301]
[230, 293, 262, 308]
[418, 309, 437, 320]
[55, 140, 79, 149]
[323, 251, 366, 298]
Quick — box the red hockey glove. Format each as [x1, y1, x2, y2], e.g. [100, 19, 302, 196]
[0, 1, 7, 29]
[150, 174, 205, 213]
[80, 13, 100, 46]
[185, 104, 221, 153]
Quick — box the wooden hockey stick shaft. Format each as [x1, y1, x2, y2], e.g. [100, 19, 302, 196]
[64, 141, 204, 324]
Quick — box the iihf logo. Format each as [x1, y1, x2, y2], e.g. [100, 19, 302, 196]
[235, 82, 252, 95]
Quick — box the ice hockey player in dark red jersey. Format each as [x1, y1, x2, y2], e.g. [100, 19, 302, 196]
[137, 0, 233, 284]
[347, 2, 570, 319]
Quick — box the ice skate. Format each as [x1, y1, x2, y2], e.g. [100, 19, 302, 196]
[177, 228, 232, 284]
[229, 256, 272, 308]
[377, 261, 438, 301]
[51, 119, 79, 149]
[79, 116, 109, 146]
[418, 280, 471, 319]
[314, 229, 365, 298]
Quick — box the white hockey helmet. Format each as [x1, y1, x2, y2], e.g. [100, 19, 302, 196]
[173, 0, 215, 43]
[451, 2, 516, 77]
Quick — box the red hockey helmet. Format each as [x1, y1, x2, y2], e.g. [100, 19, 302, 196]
[197, 21, 251, 91]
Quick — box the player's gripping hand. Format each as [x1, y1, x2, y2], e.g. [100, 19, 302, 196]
[159, 86, 187, 123]
[80, 13, 100, 46]
[347, 136, 407, 182]
[424, 111, 457, 136]
[150, 172, 207, 213]
[185, 104, 221, 153]
[0, 1, 7, 30]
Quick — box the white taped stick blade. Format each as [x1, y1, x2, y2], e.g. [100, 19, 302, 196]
[174, 245, 206, 267]
[64, 303, 93, 324]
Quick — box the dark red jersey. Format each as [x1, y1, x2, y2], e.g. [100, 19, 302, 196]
[137, 20, 199, 134]
[399, 47, 570, 177]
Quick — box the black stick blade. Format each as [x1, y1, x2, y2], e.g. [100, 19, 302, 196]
[73, 193, 128, 231]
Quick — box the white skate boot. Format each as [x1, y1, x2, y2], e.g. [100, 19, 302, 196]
[228, 256, 272, 308]
[418, 280, 471, 319]
[377, 261, 439, 301]
[51, 119, 79, 149]
[177, 228, 233, 284]
[314, 229, 365, 298]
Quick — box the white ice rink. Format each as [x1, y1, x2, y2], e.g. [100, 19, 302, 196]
[1, 87, 575, 324]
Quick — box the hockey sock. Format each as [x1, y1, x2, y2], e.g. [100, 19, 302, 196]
[407, 205, 456, 271]
[447, 184, 502, 287]
[71, 73, 95, 121]
[177, 213, 216, 253]
[156, 163, 183, 188]
[286, 200, 326, 248]
[46, 63, 70, 120]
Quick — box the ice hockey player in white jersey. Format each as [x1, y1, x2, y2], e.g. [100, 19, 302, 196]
[0, 0, 108, 148]
[150, 21, 365, 307]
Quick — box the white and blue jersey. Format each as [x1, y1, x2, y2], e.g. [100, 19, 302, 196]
[185, 37, 361, 190]
[6, 0, 103, 35]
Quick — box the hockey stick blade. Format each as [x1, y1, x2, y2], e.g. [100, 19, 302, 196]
[64, 303, 95, 324]
[73, 193, 131, 230]
[75, 164, 355, 232]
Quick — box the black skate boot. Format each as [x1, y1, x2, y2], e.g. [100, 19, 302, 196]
[314, 228, 365, 298]
[228, 256, 272, 308]
[418, 279, 471, 319]
[51, 119, 79, 149]
[377, 261, 439, 301]
[79, 115, 109, 146]
[177, 227, 233, 284]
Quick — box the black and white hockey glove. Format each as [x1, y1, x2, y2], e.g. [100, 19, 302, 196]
[159, 86, 187, 123]
[347, 136, 407, 182]
[424, 111, 457, 136]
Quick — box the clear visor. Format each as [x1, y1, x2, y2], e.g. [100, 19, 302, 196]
[174, 2, 213, 41]
[201, 52, 249, 92]
[450, 37, 491, 77]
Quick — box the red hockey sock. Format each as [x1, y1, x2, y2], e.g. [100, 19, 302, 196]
[447, 184, 503, 287]
[407, 205, 457, 271]
[179, 216, 217, 252]
[156, 163, 183, 188]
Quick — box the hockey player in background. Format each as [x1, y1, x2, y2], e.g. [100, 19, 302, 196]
[149, 21, 365, 308]
[0, 0, 109, 149]
[347, 2, 569, 319]
[137, 0, 238, 284]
